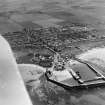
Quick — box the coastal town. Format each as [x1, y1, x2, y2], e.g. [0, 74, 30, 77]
[1, 0, 105, 105]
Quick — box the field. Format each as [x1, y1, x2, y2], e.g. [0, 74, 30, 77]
[0, 0, 104, 33]
[1, 0, 105, 105]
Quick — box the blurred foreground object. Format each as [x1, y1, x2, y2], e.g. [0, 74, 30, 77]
[0, 35, 32, 105]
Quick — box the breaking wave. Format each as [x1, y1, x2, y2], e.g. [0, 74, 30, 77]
[77, 47, 105, 68]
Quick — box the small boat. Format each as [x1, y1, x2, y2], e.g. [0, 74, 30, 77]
[45, 58, 105, 90]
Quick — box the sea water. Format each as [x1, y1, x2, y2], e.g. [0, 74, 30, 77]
[78, 47, 105, 68]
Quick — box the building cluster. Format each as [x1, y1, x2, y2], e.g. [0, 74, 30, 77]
[3, 24, 103, 69]
[3, 24, 92, 51]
